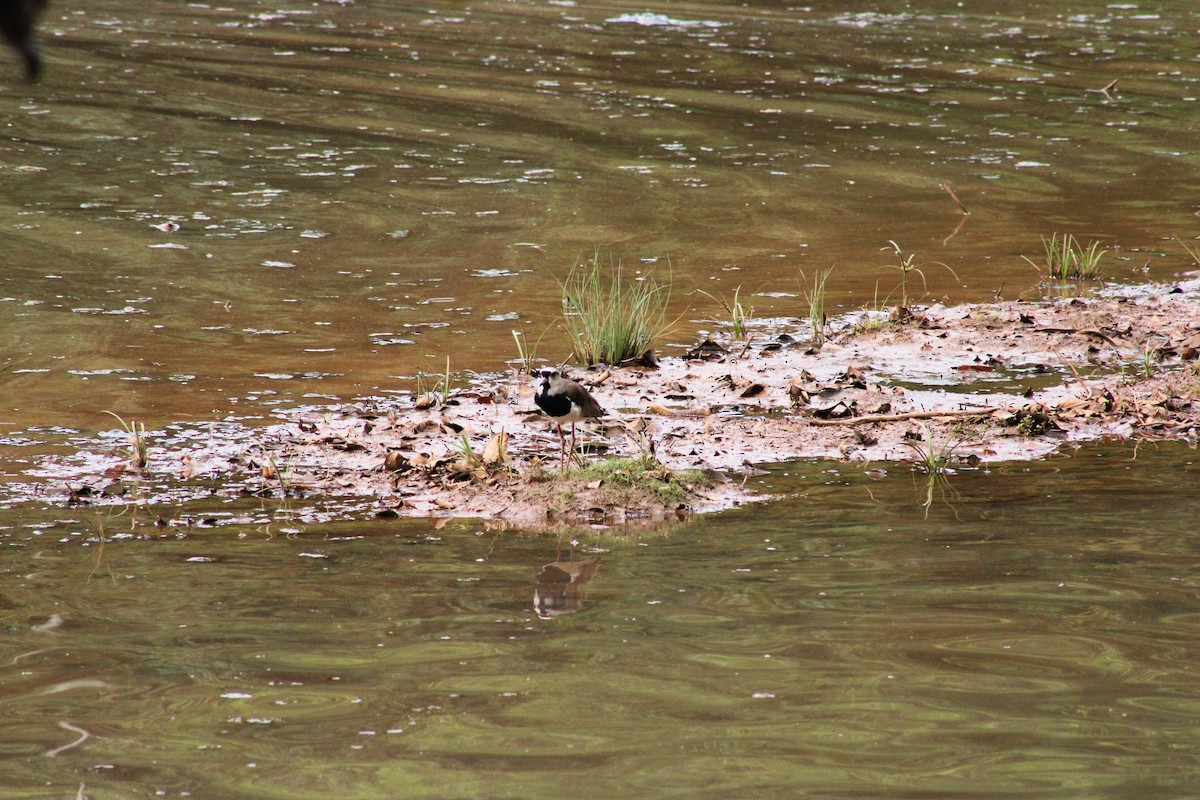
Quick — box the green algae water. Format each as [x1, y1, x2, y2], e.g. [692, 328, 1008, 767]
[3, 441, 1199, 798]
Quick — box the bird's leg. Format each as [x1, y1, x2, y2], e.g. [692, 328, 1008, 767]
[557, 423, 566, 471]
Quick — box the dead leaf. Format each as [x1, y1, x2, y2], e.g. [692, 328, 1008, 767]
[686, 339, 728, 360]
[619, 349, 659, 368]
[835, 366, 868, 389]
[813, 401, 856, 420]
[482, 432, 510, 466]
[384, 451, 410, 472]
[464, 390, 496, 404]
[413, 418, 441, 434]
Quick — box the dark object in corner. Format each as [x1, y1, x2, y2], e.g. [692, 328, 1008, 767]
[1, 0, 48, 81]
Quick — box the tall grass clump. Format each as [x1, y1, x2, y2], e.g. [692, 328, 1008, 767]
[558, 249, 671, 365]
[1024, 233, 1107, 280]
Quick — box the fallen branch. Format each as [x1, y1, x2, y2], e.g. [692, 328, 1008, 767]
[1035, 327, 1122, 349]
[804, 407, 1003, 426]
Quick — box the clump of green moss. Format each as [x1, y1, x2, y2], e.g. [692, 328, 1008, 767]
[574, 455, 709, 507]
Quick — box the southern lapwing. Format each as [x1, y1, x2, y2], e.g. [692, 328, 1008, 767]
[534, 367, 605, 468]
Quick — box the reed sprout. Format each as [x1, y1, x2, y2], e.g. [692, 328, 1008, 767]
[102, 411, 148, 470]
[800, 267, 833, 346]
[882, 241, 957, 311]
[1178, 238, 1200, 267]
[694, 285, 754, 339]
[1023, 233, 1107, 280]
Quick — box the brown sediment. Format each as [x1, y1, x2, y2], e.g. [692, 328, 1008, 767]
[51, 280, 1200, 529]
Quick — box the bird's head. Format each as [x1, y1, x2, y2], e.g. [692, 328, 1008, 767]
[536, 367, 560, 385]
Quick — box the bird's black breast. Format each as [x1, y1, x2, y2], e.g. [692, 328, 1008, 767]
[535, 384, 574, 420]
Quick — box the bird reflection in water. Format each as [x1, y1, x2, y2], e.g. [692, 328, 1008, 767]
[533, 550, 601, 619]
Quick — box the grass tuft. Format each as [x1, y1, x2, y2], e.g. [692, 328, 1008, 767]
[415, 356, 454, 407]
[903, 424, 964, 519]
[799, 267, 833, 346]
[694, 285, 754, 339]
[510, 328, 548, 374]
[1023, 233, 1107, 280]
[881, 241, 958, 312]
[102, 411, 148, 470]
[557, 249, 672, 365]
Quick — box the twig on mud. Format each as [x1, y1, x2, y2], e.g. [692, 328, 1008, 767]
[1035, 327, 1122, 350]
[1051, 347, 1094, 400]
[804, 407, 1001, 427]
